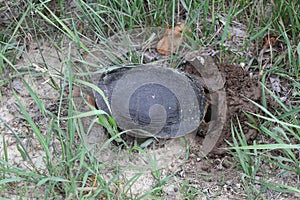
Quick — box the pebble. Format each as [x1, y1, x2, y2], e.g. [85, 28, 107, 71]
[11, 78, 29, 97]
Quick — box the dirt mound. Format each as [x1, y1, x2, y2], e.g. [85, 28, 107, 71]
[185, 60, 262, 156]
[218, 63, 261, 147]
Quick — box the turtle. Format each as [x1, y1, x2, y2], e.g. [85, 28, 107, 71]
[85, 27, 226, 156]
[93, 64, 209, 138]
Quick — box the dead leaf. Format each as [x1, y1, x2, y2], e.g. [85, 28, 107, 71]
[262, 34, 277, 49]
[258, 34, 278, 78]
[157, 22, 190, 55]
[87, 95, 96, 108]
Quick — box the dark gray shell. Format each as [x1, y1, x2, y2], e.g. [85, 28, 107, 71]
[94, 65, 206, 138]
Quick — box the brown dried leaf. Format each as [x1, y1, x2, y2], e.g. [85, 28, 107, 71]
[262, 34, 277, 49]
[87, 95, 96, 108]
[157, 22, 190, 55]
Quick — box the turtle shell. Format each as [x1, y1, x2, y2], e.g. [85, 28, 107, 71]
[94, 65, 206, 138]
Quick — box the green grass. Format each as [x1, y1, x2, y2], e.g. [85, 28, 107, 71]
[229, 83, 300, 199]
[0, 0, 300, 199]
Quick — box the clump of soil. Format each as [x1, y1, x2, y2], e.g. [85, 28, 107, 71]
[216, 63, 261, 150]
[185, 60, 262, 155]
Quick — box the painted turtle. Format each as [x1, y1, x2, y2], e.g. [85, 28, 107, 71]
[93, 65, 208, 138]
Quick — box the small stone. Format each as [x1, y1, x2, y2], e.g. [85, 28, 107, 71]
[189, 153, 196, 158]
[201, 165, 210, 172]
[177, 170, 185, 177]
[11, 78, 29, 96]
[225, 180, 232, 185]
